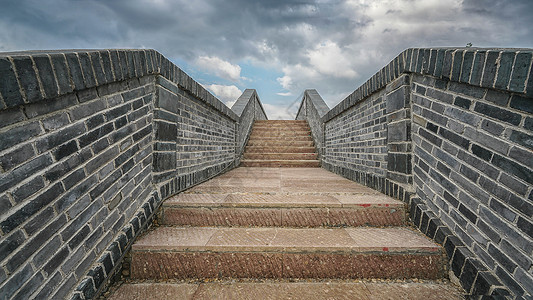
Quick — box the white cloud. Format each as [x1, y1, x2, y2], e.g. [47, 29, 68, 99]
[276, 92, 292, 97]
[195, 56, 242, 82]
[205, 84, 242, 107]
[307, 41, 358, 79]
[262, 103, 297, 120]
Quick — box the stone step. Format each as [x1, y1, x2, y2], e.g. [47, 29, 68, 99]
[108, 280, 464, 300]
[245, 146, 316, 153]
[254, 120, 307, 124]
[243, 153, 318, 160]
[251, 128, 311, 133]
[247, 135, 313, 141]
[160, 193, 406, 227]
[249, 131, 312, 138]
[245, 140, 315, 147]
[130, 227, 445, 280]
[240, 159, 320, 167]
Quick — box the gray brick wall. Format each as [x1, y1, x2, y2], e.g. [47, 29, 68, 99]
[297, 48, 533, 298]
[232, 89, 267, 164]
[411, 73, 532, 298]
[0, 49, 265, 299]
[296, 89, 329, 157]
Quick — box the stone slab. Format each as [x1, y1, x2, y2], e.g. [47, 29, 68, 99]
[108, 281, 465, 300]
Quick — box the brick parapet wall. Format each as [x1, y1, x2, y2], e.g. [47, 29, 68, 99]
[232, 89, 268, 164]
[0, 50, 264, 299]
[297, 48, 532, 298]
[295, 89, 328, 157]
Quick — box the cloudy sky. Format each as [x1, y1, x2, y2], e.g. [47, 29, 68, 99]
[1, 0, 532, 119]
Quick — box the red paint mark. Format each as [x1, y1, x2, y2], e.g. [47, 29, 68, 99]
[359, 204, 371, 207]
[383, 247, 389, 252]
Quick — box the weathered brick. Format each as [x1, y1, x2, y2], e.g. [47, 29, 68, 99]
[36, 122, 86, 152]
[78, 52, 97, 88]
[495, 266, 524, 296]
[33, 54, 59, 99]
[481, 51, 500, 88]
[480, 119, 504, 136]
[11, 176, 45, 203]
[459, 258, 483, 293]
[0, 153, 53, 195]
[0, 143, 35, 172]
[517, 216, 533, 239]
[450, 50, 463, 82]
[0, 121, 42, 152]
[509, 52, 532, 92]
[8, 213, 66, 272]
[12, 56, 43, 103]
[23, 207, 55, 236]
[492, 154, 533, 184]
[78, 123, 114, 148]
[0, 57, 24, 107]
[33, 271, 63, 300]
[474, 102, 521, 126]
[50, 53, 73, 94]
[53, 140, 79, 161]
[443, 106, 480, 126]
[509, 95, 533, 114]
[494, 51, 515, 90]
[0, 264, 33, 300]
[77, 277, 96, 300]
[469, 51, 485, 86]
[0, 230, 25, 262]
[25, 93, 77, 118]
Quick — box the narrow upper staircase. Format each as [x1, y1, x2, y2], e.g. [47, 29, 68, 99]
[108, 121, 463, 299]
[240, 120, 320, 167]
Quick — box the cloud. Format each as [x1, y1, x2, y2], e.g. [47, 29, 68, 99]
[205, 84, 242, 106]
[195, 56, 242, 82]
[262, 103, 297, 120]
[0, 0, 532, 110]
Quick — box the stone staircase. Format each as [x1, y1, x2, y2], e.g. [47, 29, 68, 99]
[107, 121, 463, 299]
[240, 120, 320, 167]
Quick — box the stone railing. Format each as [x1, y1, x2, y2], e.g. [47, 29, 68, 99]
[0, 49, 266, 299]
[297, 48, 533, 299]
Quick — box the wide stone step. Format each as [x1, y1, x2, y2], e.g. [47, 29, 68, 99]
[247, 135, 313, 141]
[240, 159, 320, 167]
[130, 227, 445, 280]
[108, 280, 464, 300]
[243, 153, 318, 160]
[254, 120, 307, 124]
[245, 146, 316, 153]
[250, 129, 311, 135]
[246, 140, 315, 147]
[160, 193, 406, 227]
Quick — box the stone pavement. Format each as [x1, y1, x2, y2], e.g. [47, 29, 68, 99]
[107, 280, 464, 300]
[104, 166, 465, 298]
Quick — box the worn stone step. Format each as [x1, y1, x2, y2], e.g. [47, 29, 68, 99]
[251, 128, 311, 133]
[160, 193, 406, 227]
[243, 153, 317, 160]
[108, 280, 465, 300]
[247, 135, 313, 141]
[130, 227, 445, 280]
[245, 140, 315, 147]
[254, 120, 307, 124]
[245, 146, 316, 153]
[249, 131, 312, 139]
[240, 159, 320, 167]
